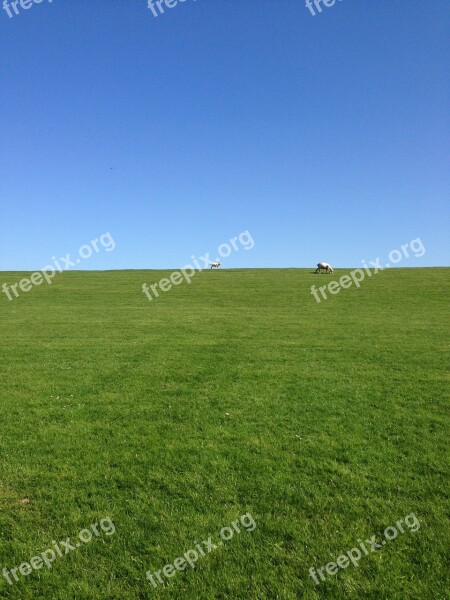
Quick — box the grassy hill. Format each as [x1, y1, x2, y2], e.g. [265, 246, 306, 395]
[0, 268, 448, 599]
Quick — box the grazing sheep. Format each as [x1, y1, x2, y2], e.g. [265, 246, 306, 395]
[315, 262, 334, 274]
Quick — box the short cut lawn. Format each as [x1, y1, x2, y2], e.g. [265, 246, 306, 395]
[0, 268, 448, 599]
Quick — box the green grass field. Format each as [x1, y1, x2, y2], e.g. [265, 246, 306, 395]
[0, 268, 448, 599]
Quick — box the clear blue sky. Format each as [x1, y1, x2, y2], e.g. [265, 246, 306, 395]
[0, 0, 448, 270]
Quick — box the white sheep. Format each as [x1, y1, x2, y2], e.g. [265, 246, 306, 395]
[315, 262, 334, 274]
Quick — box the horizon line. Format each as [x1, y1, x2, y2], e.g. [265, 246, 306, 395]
[0, 266, 448, 273]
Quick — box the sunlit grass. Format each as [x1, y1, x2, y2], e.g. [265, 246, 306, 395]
[0, 268, 448, 599]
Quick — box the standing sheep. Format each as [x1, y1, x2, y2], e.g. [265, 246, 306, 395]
[315, 262, 334, 274]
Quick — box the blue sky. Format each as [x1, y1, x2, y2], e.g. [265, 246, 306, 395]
[0, 0, 448, 270]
